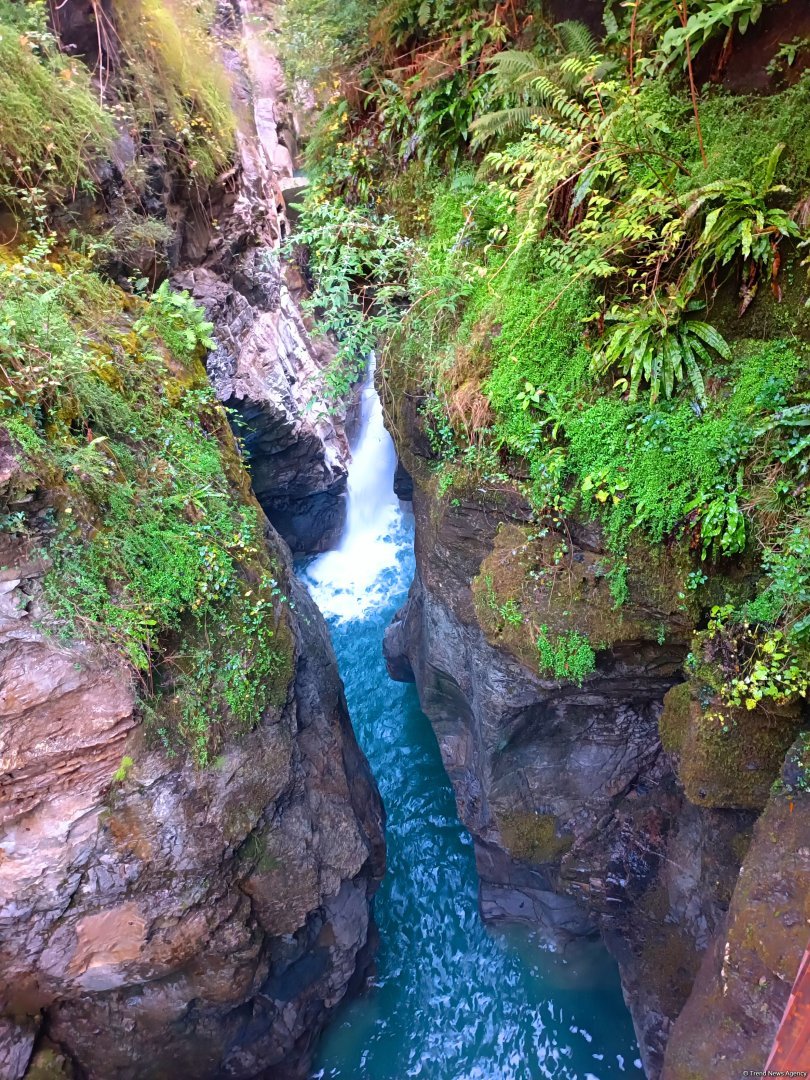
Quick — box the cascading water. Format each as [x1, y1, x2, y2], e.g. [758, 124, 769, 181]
[300, 362, 643, 1079]
[304, 359, 411, 622]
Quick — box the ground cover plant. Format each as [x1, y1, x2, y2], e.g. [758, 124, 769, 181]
[0, 238, 292, 765]
[280, 0, 810, 723]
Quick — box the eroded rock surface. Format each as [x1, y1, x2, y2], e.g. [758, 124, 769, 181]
[382, 487, 736, 1073]
[380, 397, 784, 1076]
[168, 0, 350, 555]
[0, 7, 383, 1071]
[0, 541, 384, 1079]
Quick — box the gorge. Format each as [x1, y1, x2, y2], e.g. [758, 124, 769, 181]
[0, 1, 808, 1079]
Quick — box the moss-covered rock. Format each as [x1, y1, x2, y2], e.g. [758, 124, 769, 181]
[471, 521, 695, 674]
[496, 810, 573, 864]
[0, 248, 299, 765]
[662, 746, 810, 1080]
[661, 683, 804, 809]
[659, 683, 692, 753]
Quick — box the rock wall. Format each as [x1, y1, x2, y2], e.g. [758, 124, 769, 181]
[0, 3, 385, 1077]
[87, 0, 350, 556]
[0, 462, 384, 1080]
[662, 742, 810, 1080]
[382, 380, 806, 1077]
[172, 0, 351, 555]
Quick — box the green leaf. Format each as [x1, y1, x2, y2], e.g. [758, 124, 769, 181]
[688, 320, 731, 361]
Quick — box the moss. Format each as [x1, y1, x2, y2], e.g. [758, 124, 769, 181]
[730, 828, 753, 866]
[637, 917, 701, 1019]
[0, 243, 294, 765]
[497, 810, 573, 864]
[659, 683, 692, 754]
[472, 521, 693, 673]
[672, 686, 804, 809]
[24, 1048, 74, 1080]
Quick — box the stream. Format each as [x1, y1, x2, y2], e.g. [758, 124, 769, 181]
[299, 366, 644, 1080]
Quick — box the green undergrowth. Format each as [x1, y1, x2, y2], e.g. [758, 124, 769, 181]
[110, 0, 235, 182]
[0, 0, 235, 224]
[385, 106, 810, 699]
[0, 2, 113, 210]
[291, 0, 810, 712]
[0, 238, 293, 764]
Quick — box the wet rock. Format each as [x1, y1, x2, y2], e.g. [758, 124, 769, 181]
[662, 750, 810, 1080]
[176, 263, 349, 554]
[393, 459, 414, 501]
[0, 554, 384, 1080]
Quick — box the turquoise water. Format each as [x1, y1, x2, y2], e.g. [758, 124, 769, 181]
[300, 518, 643, 1080]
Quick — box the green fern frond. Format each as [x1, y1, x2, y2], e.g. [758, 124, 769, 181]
[556, 20, 598, 58]
[471, 106, 538, 143]
[486, 50, 547, 90]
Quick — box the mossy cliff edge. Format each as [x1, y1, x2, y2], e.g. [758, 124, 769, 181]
[281, 0, 810, 1075]
[0, 2, 383, 1077]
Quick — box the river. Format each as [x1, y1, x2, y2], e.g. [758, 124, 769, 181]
[299, 364, 644, 1080]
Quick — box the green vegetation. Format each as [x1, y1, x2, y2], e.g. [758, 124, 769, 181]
[0, 1, 113, 212]
[497, 809, 573, 863]
[287, 198, 414, 396]
[285, 0, 810, 716]
[0, 240, 292, 764]
[112, 755, 135, 784]
[536, 626, 596, 685]
[111, 0, 235, 181]
[0, 0, 235, 222]
[0, 0, 284, 770]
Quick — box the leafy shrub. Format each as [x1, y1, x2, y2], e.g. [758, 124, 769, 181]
[134, 280, 217, 358]
[278, 0, 380, 90]
[289, 194, 414, 396]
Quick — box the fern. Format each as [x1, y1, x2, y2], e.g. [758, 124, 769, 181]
[555, 20, 598, 58]
[758, 403, 810, 474]
[471, 30, 611, 148]
[681, 144, 801, 299]
[593, 301, 731, 405]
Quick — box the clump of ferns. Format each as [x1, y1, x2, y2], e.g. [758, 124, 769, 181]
[479, 49, 803, 405]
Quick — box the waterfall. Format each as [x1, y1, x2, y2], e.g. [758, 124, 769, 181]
[302, 358, 411, 621]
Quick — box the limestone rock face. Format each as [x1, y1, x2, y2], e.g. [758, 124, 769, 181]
[0, 552, 384, 1080]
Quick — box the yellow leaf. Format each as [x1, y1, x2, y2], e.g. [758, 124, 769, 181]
[595, 489, 609, 503]
[745, 698, 758, 710]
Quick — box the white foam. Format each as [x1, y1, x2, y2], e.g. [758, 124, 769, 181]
[303, 357, 411, 621]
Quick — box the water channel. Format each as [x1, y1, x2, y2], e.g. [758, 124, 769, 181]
[300, 366, 643, 1080]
